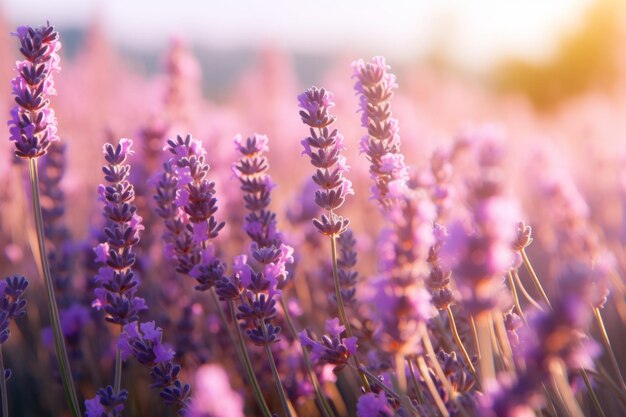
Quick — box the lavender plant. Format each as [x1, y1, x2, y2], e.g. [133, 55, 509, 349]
[3, 20, 626, 417]
[7, 23, 81, 417]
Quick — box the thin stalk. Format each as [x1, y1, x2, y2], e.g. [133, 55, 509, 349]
[507, 270, 527, 323]
[113, 343, 122, 395]
[550, 359, 584, 417]
[329, 234, 370, 392]
[415, 355, 449, 417]
[513, 269, 544, 311]
[261, 323, 293, 417]
[588, 366, 626, 404]
[358, 365, 419, 415]
[227, 301, 272, 417]
[395, 353, 407, 393]
[520, 249, 552, 309]
[210, 289, 239, 353]
[420, 322, 454, 396]
[406, 357, 425, 406]
[475, 313, 495, 387]
[280, 298, 335, 417]
[492, 312, 514, 372]
[0, 345, 8, 417]
[28, 158, 80, 417]
[469, 316, 480, 360]
[445, 306, 476, 376]
[593, 306, 626, 392]
[580, 369, 607, 417]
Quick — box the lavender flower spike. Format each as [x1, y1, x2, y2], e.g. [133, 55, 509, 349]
[93, 138, 147, 325]
[352, 56, 408, 209]
[298, 86, 353, 236]
[8, 23, 62, 159]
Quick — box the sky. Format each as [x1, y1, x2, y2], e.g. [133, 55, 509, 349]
[1, 0, 594, 70]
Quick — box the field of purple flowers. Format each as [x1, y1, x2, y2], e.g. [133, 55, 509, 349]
[1, 21, 626, 417]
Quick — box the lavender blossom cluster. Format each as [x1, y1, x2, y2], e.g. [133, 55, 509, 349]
[2, 22, 625, 417]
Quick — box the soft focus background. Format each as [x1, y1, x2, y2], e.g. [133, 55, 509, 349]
[2, 0, 626, 416]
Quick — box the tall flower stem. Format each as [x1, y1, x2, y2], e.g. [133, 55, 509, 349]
[227, 301, 272, 417]
[405, 357, 425, 405]
[445, 306, 476, 376]
[28, 158, 80, 417]
[580, 368, 607, 417]
[415, 355, 449, 417]
[113, 325, 123, 395]
[280, 298, 335, 417]
[593, 306, 626, 393]
[550, 359, 584, 417]
[475, 313, 495, 387]
[520, 249, 552, 309]
[512, 269, 543, 311]
[507, 271, 527, 323]
[261, 323, 293, 417]
[329, 233, 370, 392]
[0, 346, 8, 417]
[357, 365, 418, 414]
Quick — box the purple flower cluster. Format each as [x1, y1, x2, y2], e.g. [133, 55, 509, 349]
[166, 134, 225, 245]
[0, 276, 28, 345]
[93, 139, 147, 324]
[85, 386, 128, 417]
[443, 137, 519, 316]
[352, 56, 408, 208]
[299, 318, 358, 372]
[155, 134, 225, 291]
[118, 321, 191, 412]
[298, 86, 353, 236]
[8, 23, 61, 159]
[232, 134, 281, 249]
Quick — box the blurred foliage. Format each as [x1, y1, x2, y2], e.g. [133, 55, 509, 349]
[495, 0, 622, 110]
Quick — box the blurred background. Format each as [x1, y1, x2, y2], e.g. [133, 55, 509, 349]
[2, 0, 625, 106]
[1, 1, 626, 416]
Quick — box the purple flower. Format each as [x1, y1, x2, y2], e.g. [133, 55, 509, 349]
[155, 134, 225, 293]
[8, 23, 62, 158]
[0, 276, 29, 345]
[119, 321, 190, 412]
[299, 318, 358, 372]
[84, 386, 128, 417]
[298, 86, 353, 237]
[93, 138, 146, 325]
[356, 392, 394, 417]
[232, 133, 282, 249]
[352, 56, 406, 209]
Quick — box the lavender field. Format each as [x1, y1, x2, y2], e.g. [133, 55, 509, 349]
[1, 4, 626, 417]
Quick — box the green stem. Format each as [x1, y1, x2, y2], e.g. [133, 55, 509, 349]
[406, 357, 425, 406]
[593, 306, 626, 393]
[227, 301, 272, 417]
[507, 270, 527, 323]
[329, 233, 370, 392]
[113, 336, 122, 395]
[580, 369, 607, 417]
[261, 323, 293, 417]
[475, 313, 495, 387]
[210, 289, 239, 352]
[280, 298, 335, 417]
[415, 355, 449, 417]
[0, 345, 9, 417]
[445, 306, 476, 376]
[550, 359, 585, 417]
[512, 269, 544, 311]
[28, 158, 81, 417]
[358, 364, 419, 414]
[520, 249, 552, 309]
